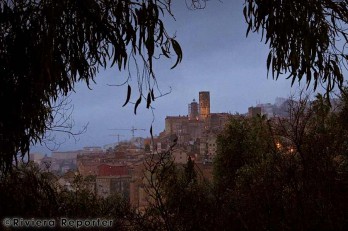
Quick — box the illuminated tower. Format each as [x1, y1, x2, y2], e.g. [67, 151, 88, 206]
[188, 99, 199, 120]
[199, 91, 210, 120]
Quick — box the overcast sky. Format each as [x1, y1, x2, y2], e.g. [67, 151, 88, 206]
[32, 1, 310, 154]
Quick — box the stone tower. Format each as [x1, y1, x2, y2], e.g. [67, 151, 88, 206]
[199, 91, 210, 120]
[188, 99, 199, 120]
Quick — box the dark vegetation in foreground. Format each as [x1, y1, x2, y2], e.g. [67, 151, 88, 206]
[2, 1, 348, 230]
[1, 91, 348, 231]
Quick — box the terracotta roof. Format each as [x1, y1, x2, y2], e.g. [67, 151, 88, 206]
[97, 164, 129, 176]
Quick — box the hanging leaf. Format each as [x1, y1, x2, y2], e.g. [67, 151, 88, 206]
[161, 46, 170, 58]
[266, 51, 272, 75]
[146, 92, 151, 108]
[170, 39, 183, 69]
[122, 85, 131, 107]
[150, 125, 153, 138]
[151, 88, 155, 101]
[134, 95, 142, 115]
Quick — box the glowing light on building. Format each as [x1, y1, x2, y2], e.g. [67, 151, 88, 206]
[199, 91, 210, 120]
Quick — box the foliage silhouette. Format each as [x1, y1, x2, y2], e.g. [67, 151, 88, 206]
[213, 91, 348, 231]
[244, 0, 348, 93]
[0, 0, 182, 174]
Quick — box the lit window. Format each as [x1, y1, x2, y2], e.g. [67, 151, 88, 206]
[276, 142, 281, 149]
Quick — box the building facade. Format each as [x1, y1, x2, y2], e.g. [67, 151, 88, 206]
[96, 164, 131, 199]
[199, 91, 210, 120]
[163, 91, 231, 161]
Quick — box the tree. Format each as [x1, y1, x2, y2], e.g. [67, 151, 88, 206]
[0, 0, 182, 174]
[213, 115, 279, 230]
[244, 0, 348, 94]
[143, 148, 216, 231]
[213, 115, 275, 190]
[213, 91, 348, 230]
[0, 162, 59, 218]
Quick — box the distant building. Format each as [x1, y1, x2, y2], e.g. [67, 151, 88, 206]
[172, 148, 189, 164]
[129, 163, 148, 210]
[199, 132, 219, 162]
[98, 164, 128, 176]
[77, 143, 145, 177]
[257, 103, 274, 118]
[165, 115, 189, 135]
[81, 146, 104, 153]
[206, 135, 217, 158]
[164, 116, 205, 146]
[96, 164, 131, 199]
[77, 149, 105, 176]
[188, 99, 199, 120]
[50, 151, 78, 174]
[206, 113, 230, 131]
[162, 91, 231, 162]
[52, 151, 78, 160]
[199, 91, 210, 120]
[248, 106, 262, 118]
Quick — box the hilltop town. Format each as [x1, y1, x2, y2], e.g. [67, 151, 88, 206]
[29, 91, 292, 210]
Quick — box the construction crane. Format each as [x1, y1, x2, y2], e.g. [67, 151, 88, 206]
[109, 126, 146, 139]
